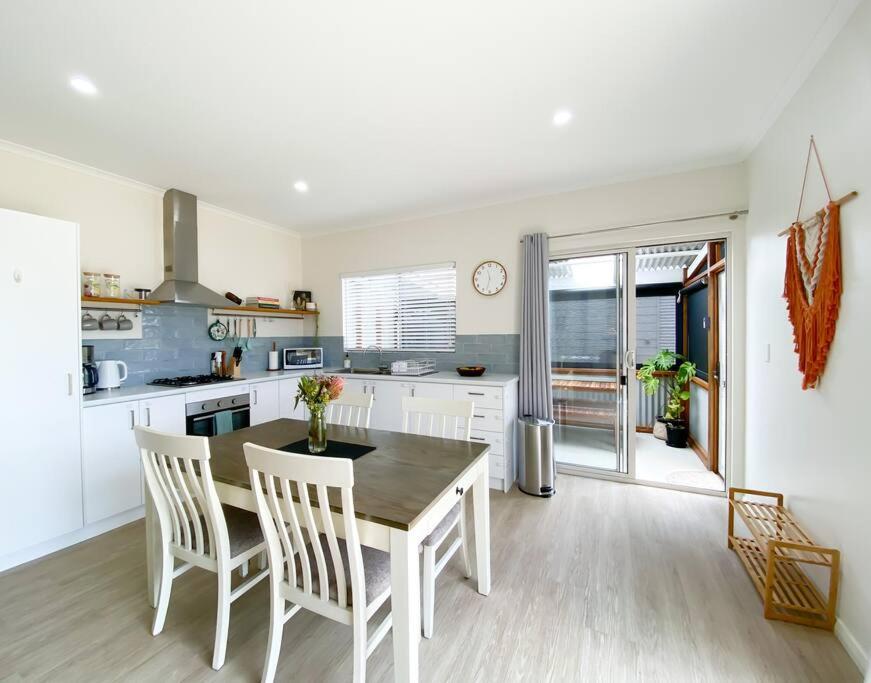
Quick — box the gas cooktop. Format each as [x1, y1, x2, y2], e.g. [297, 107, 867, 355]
[148, 375, 241, 388]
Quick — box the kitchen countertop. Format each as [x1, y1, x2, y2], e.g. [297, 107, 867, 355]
[83, 368, 518, 407]
[82, 369, 310, 407]
[322, 369, 519, 387]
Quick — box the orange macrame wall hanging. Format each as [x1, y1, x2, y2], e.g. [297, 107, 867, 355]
[781, 136, 855, 390]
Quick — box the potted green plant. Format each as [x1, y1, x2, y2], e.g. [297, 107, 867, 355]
[636, 349, 696, 448]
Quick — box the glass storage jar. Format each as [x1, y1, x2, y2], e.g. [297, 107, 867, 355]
[83, 272, 101, 297]
[103, 273, 121, 298]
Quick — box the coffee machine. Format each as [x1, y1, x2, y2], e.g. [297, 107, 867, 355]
[82, 344, 99, 395]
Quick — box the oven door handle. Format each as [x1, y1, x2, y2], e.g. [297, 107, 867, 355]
[190, 406, 249, 421]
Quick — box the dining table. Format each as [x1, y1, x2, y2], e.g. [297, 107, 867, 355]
[144, 418, 491, 683]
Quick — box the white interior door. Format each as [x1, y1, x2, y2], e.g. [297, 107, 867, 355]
[0, 209, 83, 559]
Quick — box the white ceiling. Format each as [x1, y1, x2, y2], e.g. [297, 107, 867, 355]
[0, 1, 855, 234]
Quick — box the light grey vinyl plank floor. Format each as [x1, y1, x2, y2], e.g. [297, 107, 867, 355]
[0, 476, 860, 682]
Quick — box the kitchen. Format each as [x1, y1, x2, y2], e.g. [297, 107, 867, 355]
[2, 3, 869, 682]
[4, 183, 518, 535]
[2, 180, 518, 682]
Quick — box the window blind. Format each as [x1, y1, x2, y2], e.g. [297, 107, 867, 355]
[635, 295, 677, 363]
[342, 263, 457, 352]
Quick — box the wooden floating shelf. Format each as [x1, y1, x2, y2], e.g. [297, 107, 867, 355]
[82, 295, 161, 306]
[728, 487, 840, 630]
[212, 306, 319, 317]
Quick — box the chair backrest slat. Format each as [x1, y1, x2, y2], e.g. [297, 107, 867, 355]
[245, 442, 363, 613]
[296, 480, 330, 602]
[183, 461, 217, 559]
[400, 397, 474, 441]
[160, 452, 195, 550]
[325, 391, 373, 428]
[135, 426, 227, 561]
[317, 483, 347, 608]
[262, 474, 299, 589]
[153, 453, 183, 544]
[170, 456, 204, 553]
[278, 477, 311, 593]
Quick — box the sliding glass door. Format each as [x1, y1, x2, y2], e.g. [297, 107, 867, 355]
[549, 252, 633, 474]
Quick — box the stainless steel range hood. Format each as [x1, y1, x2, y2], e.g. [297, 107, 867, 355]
[150, 189, 235, 308]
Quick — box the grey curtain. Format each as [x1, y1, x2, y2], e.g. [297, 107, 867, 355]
[519, 233, 553, 420]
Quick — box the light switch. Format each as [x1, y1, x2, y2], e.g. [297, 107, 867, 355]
[763, 343, 771, 363]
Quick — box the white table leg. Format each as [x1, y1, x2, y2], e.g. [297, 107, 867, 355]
[390, 527, 420, 683]
[472, 461, 491, 596]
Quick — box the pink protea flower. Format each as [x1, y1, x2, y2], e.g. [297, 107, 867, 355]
[327, 375, 344, 400]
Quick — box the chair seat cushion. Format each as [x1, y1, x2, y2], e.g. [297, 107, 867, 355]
[294, 534, 391, 606]
[221, 505, 266, 558]
[421, 502, 460, 548]
[178, 505, 265, 558]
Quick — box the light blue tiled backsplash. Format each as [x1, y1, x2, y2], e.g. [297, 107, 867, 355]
[318, 335, 520, 374]
[87, 305, 309, 386]
[87, 306, 520, 385]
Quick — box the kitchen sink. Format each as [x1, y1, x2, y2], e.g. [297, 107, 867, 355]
[333, 367, 390, 375]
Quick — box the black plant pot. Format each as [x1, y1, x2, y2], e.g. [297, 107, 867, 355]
[665, 420, 689, 448]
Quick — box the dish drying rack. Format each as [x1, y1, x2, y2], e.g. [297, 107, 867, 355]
[390, 359, 437, 376]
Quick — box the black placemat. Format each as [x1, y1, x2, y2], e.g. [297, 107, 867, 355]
[279, 439, 376, 461]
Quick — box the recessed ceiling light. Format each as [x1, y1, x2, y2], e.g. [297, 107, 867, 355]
[69, 75, 98, 96]
[552, 109, 573, 127]
[293, 180, 309, 193]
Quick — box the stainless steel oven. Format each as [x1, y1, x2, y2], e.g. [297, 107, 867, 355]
[185, 392, 250, 437]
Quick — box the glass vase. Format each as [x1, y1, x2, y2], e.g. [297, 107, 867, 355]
[308, 407, 327, 454]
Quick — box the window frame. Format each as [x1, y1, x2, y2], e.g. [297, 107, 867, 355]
[341, 262, 457, 353]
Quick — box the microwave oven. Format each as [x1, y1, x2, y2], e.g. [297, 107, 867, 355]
[283, 347, 324, 370]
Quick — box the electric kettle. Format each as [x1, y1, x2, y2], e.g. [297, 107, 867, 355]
[96, 360, 128, 389]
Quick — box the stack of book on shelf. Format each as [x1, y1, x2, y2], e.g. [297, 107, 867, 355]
[245, 296, 281, 309]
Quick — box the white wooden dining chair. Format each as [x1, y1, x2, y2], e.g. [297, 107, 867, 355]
[400, 396, 474, 639]
[135, 426, 270, 671]
[325, 391, 374, 428]
[244, 442, 392, 683]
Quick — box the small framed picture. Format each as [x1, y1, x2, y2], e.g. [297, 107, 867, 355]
[292, 290, 312, 309]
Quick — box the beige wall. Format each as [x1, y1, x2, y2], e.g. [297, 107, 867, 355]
[302, 163, 747, 336]
[745, 0, 871, 672]
[0, 142, 303, 303]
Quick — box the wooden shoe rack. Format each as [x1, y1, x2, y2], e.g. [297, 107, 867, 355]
[727, 487, 840, 630]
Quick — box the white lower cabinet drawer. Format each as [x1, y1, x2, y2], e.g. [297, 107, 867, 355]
[469, 429, 504, 455]
[471, 407, 502, 433]
[488, 454, 504, 478]
[453, 385, 503, 410]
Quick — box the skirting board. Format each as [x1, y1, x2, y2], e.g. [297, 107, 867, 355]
[0, 506, 145, 573]
[835, 618, 869, 677]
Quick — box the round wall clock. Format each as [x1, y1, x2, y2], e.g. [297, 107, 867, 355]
[472, 260, 507, 296]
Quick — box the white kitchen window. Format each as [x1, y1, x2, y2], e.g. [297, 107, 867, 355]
[342, 262, 457, 352]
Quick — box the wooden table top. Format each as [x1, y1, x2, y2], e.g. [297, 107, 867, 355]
[208, 419, 489, 531]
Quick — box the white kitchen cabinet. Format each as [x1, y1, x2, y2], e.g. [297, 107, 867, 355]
[453, 381, 519, 492]
[366, 379, 408, 432]
[82, 400, 143, 525]
[250, 381, 280, 425]
[339, 377, 368, 396]
[140, 394, 186, 433]
[279, 377, 307, 420]
[82, 393, 187, 526]
[403, 380, 453, 401]
[351, 378, 452, 431]
[0, 210, 83, 564]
